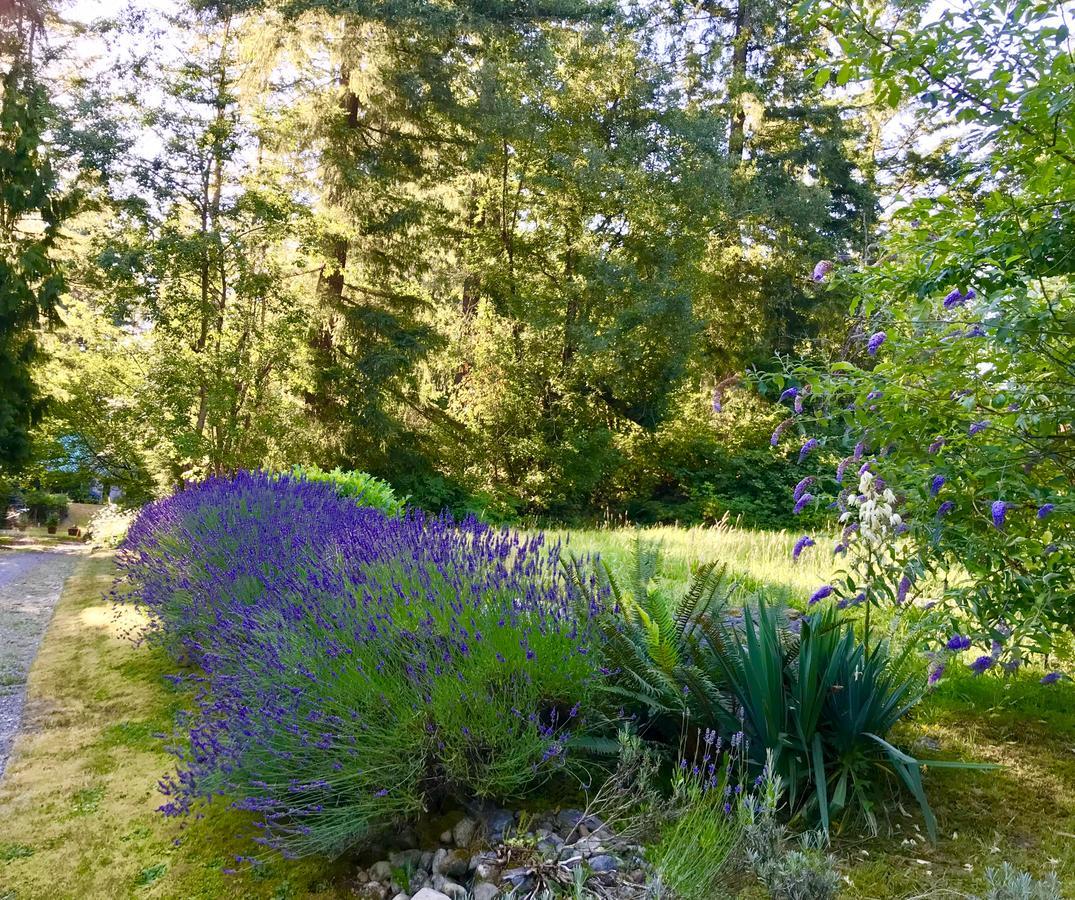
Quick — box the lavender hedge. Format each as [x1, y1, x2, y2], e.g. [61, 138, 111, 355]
[118, 472, 605, 858]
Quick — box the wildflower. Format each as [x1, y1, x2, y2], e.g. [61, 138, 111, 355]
[896, 574, 912, 605]
[793, 535, 816, 560]
[990, 500, 1008, 529]
[794, 393, 805, 414]
[969, 655, 995, 675]
[809, 585, 834, 605]
[969, 420, 989, 436]
[943, 288, 965, 309]
[793, 493, 814, 515]
[1037, 503, 1055, 519]
[866, 389, 882, 400]
[770, 417, 794, 447]
[928, 662, 946, 685]
[833, 542, 846, 556]
[937, 500, 955, 518]
[812, 259, 834, 282]
[928, 437, 945, 455]
[798, 438, 819, 463]
[867, 331, 886, 355]
[945, 634, 972, 652]
[1041, 672, 1064, 685]
[929, 475, 945, 497]
[779, 386, 799, 403]
[793, 476, 816, 501]
[964, 324, 986, 338]
[836, 457, 851, 483]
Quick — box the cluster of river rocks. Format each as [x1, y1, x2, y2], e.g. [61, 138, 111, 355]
[350, 805, 650, 899]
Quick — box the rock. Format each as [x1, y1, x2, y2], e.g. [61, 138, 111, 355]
[353, 882, 389, 900]
[354, 868, 369, 883]
[439, 829, 453, 845]
[501, 867, 535, 891]
[419, 851, 434, 871]
[536, 832, 564, 857]
[556, 809, 586, 833]
[471, 883, 500, 900]
[439, 881, 467, 900]
[390, 894, 409, 900]
[389, 849, 425, 870]
[431, 848, 469, 879]
[452, 816, 478, 847]
[486, 808, 515, 843]
[913, 735, 941, 752]
[369, 861, 393, 883]
[410, 890, 452, 900]
[589, 855, 618, 873]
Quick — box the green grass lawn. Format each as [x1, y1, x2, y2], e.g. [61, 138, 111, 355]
[0, 535, 1072, 899]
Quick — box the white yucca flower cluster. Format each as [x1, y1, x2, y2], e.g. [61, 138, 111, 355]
[842, 470, 901, 546]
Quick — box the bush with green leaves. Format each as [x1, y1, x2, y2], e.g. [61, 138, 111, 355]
[290, 464, 403, 515]
[981, 863, 1062, 900]
[21, 489, 68, 526]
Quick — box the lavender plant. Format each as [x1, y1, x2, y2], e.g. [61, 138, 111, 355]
[118, 473, 606, 858]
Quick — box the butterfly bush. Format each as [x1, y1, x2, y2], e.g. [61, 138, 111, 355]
[118, 472, 605, 858]
[754, 270, 1072, 679]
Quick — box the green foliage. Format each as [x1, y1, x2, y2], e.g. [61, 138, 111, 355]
[21, 489, 67, 525]
[982, 864, 1062, 900]
[290, 465, 403, 516]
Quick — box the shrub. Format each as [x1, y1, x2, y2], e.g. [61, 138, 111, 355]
[290, 464, 403, 515]
[981, 864, 1061, 900]
[119, 472, 605, 858]
[22, 489, 68, 525]
[86, 503, 137, 549]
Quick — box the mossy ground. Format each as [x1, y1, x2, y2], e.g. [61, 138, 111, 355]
[0, 540, 1072, 899]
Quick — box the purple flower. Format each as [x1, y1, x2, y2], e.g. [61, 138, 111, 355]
[936, 500, 955, 518]
[896, 574, 912, 605]
[798, 438, 819, 463]
[808, 585, 834, 605]
[969, 655, 995, 675]
[853, 441, 866, 460]
[927, 437, 945, 455]
[969, 420, 989, 436]
[792, 535, 816, 560]
[779, 386, 799, 403]
[1041, 672, 1064, 685]
[1037, 503, 1055, 519]
[833, 542, 846, 556]
[991, 500, 1008, 529]
[835, 457, 851, 483]
[929, 475, 945, 497]
[793, 476, 816, 502]
[793, 493, 814, 515]
[866, 390, 882, 401]
[836, 591, 866, 610]
[928, 662, 946, 685]
[867, 331, 886, 356]
[794, 393, 805, 414]
[943, 288, 965, 309]
[770, 417, 793, 447]
[812, 259, 834, 282]
[945, 634, 972, 652]
[964, 324, 986, 338]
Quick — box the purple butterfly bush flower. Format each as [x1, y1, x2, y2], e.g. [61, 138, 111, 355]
[793, 476, 816, 501]
[866, 389, 882, 401]
[779, 386, 799, 403]
[853, 440, 866, 460]
[770, 417, 794, 447]
[808, 585, 834, 605]
[945, 634, 972, 652]
[937, 500, 955, 518]
[812, 259, 834, 282]
[798, 438, 819, 463]
[1038, 503, 1055, 519]
[836, 591, 866, 610]
[943, 288, 965, 309]
[929, 475, 945, 497]
[793, 493, 815, 515]
[928, 662, 946, 685]
[792, 535, 815, 560]
[969, 655, 995, 675]
[969, 420, 989, 436]
[927, 437, 945, 455]
[896, 574, 913, 605]
[867, 331, 886, 355]
[835, 457, 852, 483]
[991, 500, 1008, 529]
[1041, 672, 1064, 685]
[794, 393, 805, 414]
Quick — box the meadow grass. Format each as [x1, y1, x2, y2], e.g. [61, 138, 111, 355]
[0, 540, 1072, 898]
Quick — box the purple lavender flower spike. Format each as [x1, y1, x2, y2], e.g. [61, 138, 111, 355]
[793, 535, 815, 560]
[798, 438, 819, 463]
[867, 331, 886, 355]
[991, 500, 1008, 529]
[929, 475, 945, 497]
[945, 634, 972, 652]
[808, 585, 834, 605]
[1037, 503, 1055, 519]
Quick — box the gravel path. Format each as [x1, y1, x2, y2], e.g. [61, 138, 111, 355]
[0, 546, 83, 782]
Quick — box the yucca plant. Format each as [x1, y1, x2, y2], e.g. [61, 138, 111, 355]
[700, 598, 990, 839]
[566, 536, 736, 736]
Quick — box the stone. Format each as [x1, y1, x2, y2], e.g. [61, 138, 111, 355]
[439, 829, 453, 845]
[473, 860, 500, 883]
[452, 816, 478, 847]
[589, 855, 618, 873]
[390, 895, 409, 900]
[501, 867, 535, 891]
[471, 883, 500, 900]
[432, 848, 469, 879]
[536, 833, 564, 857]
[439, 881, 467, 900]
[419, 851, 434, 871]
[486, 808, 515, 843]
[353, 881, 389, 900]
[389, 849, 425, 870]
[410, 890, 452, 900]
[368, 861, 393, 882]
[354, 868, 369, 883]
